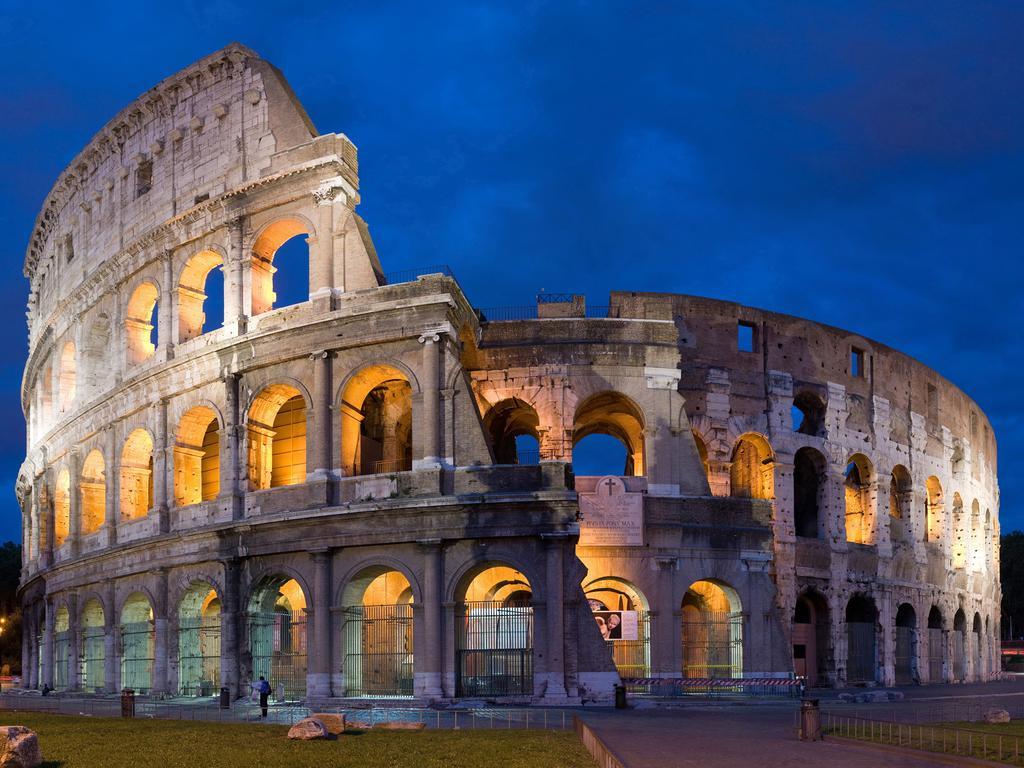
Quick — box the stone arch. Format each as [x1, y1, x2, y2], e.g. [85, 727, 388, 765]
[54, 603, 71, 689]
[120, 429, 154, 521]
[972, 611, 983, 678]
[177, 248, 224, 342]
[970, 499, 982, 572]
[54, 466, 70, 549]
[951, 493, 967, 568]
[793, 589, 830, 687]
[792, 390, 826, 436]
[81, 311, 112, 398]
[336, 556, 423, 608]
[483, 398, 540, 465]
[894, 603, 918, 685]
[80, 596, 106, 691]
[692, 430, 710, 487]
[174, 405, 221, 506]
[952, 608, 967, 681]
[845, 593, 879, 683]
[446, 553, 543, 604]
[682, 579, 743, 678]
[120, 591, 155, 693]
[794, 447, 827, 539]
[80, 448, 106, 535]
[889, 465, 913, 544]
[177, 579, 222, 696]
[250, 215, 316, 316]
[125, 280, 159, 365]
[844, 453, 875, 545]
[582, 575, 651, 678]
[338, 363, 414, 476]
[729, 432, 774, 500]
[58, 340, 76, 412]
[925, 476, 944, 543]
[572, 391, 646, 477]
[927, 605, 945, 683]
[246, 383, 308, 490]
[245, 572, 309, 700]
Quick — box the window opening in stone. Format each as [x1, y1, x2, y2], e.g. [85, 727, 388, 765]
[792, 391, 825, 436]
[174, 406, 220, 506]
[251, 219, 312, 316]
[80, 449, 105, 535]
[136, 159, 152, 198]
[120, 429, 154, 521]
[729, 434, 774, 499]
[737, 321, 755, 353]
[126, 283, 159, 365]
[247, 385, 307, 490]
[844, 454, 874, 545]
[572, 392, 645, 478]
[483, 398, 540, 465]
[178, 250, 224, 342]
[851, 347, 865, 378]
[340, 366, 413, 476]
[793, 447, 825, 539]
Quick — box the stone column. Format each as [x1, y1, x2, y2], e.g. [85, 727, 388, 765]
[308, 550, 333, 697]
[652, 558, 678, 677]
[417, 540, 444, 697]
[40, 471, 55, 568]
[222, 373, 244, 519]
[879, 589, 894, 687]
[220, 559, 242, 698]
[159, 252, 174, 360]
[67, 447, 81, 558]
[152, 568, 169, 695]
[309, 200, 335, 301]
[309, 351, 333, 479]
[223, 218, 248, 336]
[152, 398, 170, 533]
[542, 535, 569, 699]
[104, 426, 118, 544]
[20, 615, 29, 690]
[104, 580, 118, 693]
[66, 594, 79, 690]
[27, 606, 38, 689]
[41, 597, 55, 688]
[416, 333, 442, 468]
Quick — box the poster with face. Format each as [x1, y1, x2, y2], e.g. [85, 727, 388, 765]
[593, 610, 638, 641]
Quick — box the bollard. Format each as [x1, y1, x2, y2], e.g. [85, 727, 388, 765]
[614, 684, 627, 710]
[219, 686, 230, 709]
[799, 698, 821, 741]
[121, 688, 136, 718]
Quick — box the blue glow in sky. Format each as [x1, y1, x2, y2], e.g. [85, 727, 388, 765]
[1, 1, 1021, 540]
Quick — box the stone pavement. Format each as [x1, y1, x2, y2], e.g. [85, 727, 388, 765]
[579, 705, 961, 768]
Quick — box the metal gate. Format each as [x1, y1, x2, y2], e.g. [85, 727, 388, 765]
[81, 627, 105, 692]
[894, 626, 914, 685]
[456, 601, 533, 697]
[54, 631, 69, 689]
[343, 604, 414, 697]
[121, 622, 154, 693]
[682, 611, 743, 678]
[953, 631, 966, 681]
[846, 622, 876, 683]
[178, 616, 221, 696]
[249, 611, 307, 700]
[928, 628, 945, 683]
[608, 611, 650, 678]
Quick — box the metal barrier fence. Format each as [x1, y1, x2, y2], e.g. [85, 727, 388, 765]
[623, 677, 803, 698]
[0, 693, 573, 731]
[825, 699, 1024, 725]
[823, 710, 1024, 764]
[383, 265, 454, 285]
[475, 305, 617, 322]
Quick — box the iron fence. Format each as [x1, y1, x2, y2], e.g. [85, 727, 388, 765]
[120, 621, 154, 694]
[382, 265, 454, 285]
[81, 627, 105, 693]
[845, 621, 876, 683]
[894, 626, 914, 685]
[681, 610, 742, 678]
[54, 632, 69, 690]
[928, 628, 944, 682]
[608, 611, 650, 679]
[342, 604, 414, 697]
[456, 601, 533, 697]
[249, 612, 307, 701]
[178, 617, 221, 696]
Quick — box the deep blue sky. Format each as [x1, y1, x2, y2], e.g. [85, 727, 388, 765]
[0, 2, 1021, 541]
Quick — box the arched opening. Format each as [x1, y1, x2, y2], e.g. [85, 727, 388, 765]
[39, 362, 54, 433]
[455, 564, 533, 697]
[121, 592, 154, 693]
[54, 605, 69, 690]
[178, 582, 221, 696]
[80, 449, 106, 535]
[729, 434, 774, 499]
[682, 580, 743, 678]
[247, 576, 307, 701]
[951, 493, 967, 569]
[250, 219, 311, 316]
[583, 576, 650, 679]
[844, 454, 875, 545]
[845, 594, 878, 684]
[573, 392, 645, 477]
[341, 568, 414, 697]
[792, 391, 825, 436]
[927, 606, 945, 683]
[247, 384, 307, 490]
[894, 603, 918, 685]
[174, 406, 220, 506]
[793, 447, 826, 539]
[59, 341, 76, 412]
[953, 609, 967, 682]
[82, 312, 112, 399]
[889, 465, 913, 544]
[973, 613, 983, 679]
[925, 476, 944, 543]
[178, 250, 225, 342]
[126, 282, 159, 365]
[54, 468, 70, 549]
[793, 591, 830, 687]
[692, 431, 710, 486]
[339, 365, 413, 476]
[483, 398, 540, 465]
[120, 429, 153, 521]
[970, 500, 982, 572]
[81, 598, 105, 692]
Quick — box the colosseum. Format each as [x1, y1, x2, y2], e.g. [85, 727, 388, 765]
[16, 44, 1000, 705]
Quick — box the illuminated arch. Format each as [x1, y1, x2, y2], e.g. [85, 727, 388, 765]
[844, 453, 875, 544]
[247, 575, 309, 700]
[120, 592, 154, 693]
[174, 406, 220, 506]
[925, 476, 944, 543]
[58, 340, 76, 411]
[177, 249, 224, 342]
[120, 429, 154, 521]
[951, 493, 967, 568]
[889, 465, 913, 544]
[178, 581, 221, 696]
[54, 467, 70, 548]
[247, 384, 307, 490]
[81, 598, 106, 692]
[682, 579, 743, 678]
[483, 398, 540, 465]
[582, 575, 650, 678]
[80, 449, 106, 535]
[572, 391, 646, 477]
[730, 433, 774, 500]
[339, 364, 413, 476]
[125, 281, 159, 365]
[250, 217, 314, 316]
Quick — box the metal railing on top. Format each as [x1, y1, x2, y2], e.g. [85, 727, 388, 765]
[475, 305, 618, 322]
[382, 265, 454, 285]
[371, 458, 413, 474]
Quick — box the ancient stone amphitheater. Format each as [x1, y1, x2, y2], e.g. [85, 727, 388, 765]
[16, 44, 1000, 704]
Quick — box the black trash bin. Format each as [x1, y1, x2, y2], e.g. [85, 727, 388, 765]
[219, 686, 231, 709]
[614, 684, 627, 709]
[121, 688, 136, 718]
[799, 698, 821, 741]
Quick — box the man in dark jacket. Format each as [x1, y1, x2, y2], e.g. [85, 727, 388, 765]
[257, 676, 271, 718]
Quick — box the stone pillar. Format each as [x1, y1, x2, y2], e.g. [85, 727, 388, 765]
[416, 333, 442, 468]
[66, 594, 79, 690]
[41, 597, 55, 688]
[152, 398, 170, 533]
[417, 540, 444, 697]
[104, 580, 118, 693]
[20, 614, 29, 690]
[309, 351, 333, 479]
[159, 252, 174, 360]
[220, 559, 242, 698]
[541, 535, 569, 699]
[27, 606, 38, 689]
[309, 201, 334, 301]
[308, 550, 333, 697]
[152, 568, 169, 695]
[40, 471, 55, 568]
[652, 558, 678, 677]
[104, 426, 118, 544]
[223, 218, 248, 336]
[879, 589, 895, 687]
[222, 373, 244, 519]
[67, 447, 81, 558]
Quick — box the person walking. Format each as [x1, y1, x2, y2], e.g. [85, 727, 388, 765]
[257, 675, 271, 718]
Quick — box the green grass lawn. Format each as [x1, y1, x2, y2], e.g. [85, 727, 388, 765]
[0, 712, 594, 768]
[827, 718, 1024, 765]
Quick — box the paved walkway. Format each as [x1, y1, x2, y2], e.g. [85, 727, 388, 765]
[580, 706, 962, 767]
